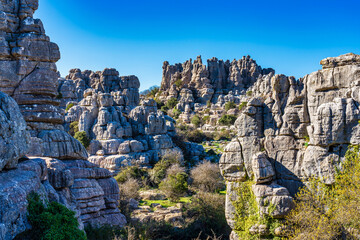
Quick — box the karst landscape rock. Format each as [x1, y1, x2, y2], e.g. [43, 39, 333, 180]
[0, 0, 359, 239]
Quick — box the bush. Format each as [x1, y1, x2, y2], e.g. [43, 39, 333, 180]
[159, 172, 188, 201]
[190, 161, 225, 193]
[225, 101, 236, 111]
[175, 79, 183, 88]
[285, 145, 360, 239]
[166, 97, 178, 109]
[69, 121, 79, 137]
[119, 178, 140, 200]
[26, 192, 86, 240]
[191, 115, 202, 127]
[150, 153, 182, 185]
[239, 101, 248, 111]
[74, 131, 90, 148]
[146, 86, 160, 98]
[203, 115, 210, 124]
[183, 192, 231, 239]
[65, 103, 74, 112]
[207, 100, 211, 108]
[115, 166, 149, 185]
[187, 129, 206, 143]
[172, 108, 181, 119]
[213, 129, 234, 141]
[218, 114, 237, 126]
[246, 90, 253, 96]
[85, 224, 125, 240]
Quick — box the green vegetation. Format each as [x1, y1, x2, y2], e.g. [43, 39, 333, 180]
[65, 103, 75, 112]
[207, 100, 211, 108]
[174, 79, 183, 88]
[26, 192, 86, 240]
[74, 131, 90, 148]
[233, 182, 281, 239]
[69, 121, 79, 136]
[159, 172, 188, 201]
[140, 197, 191, 208]
[202, 115, 210, 124]
[218, 114, 237, 126]
[145, 86, 160, 98]
[225, 101, 236, 111]
[239, 101, 248, 111]
[172, 108, 181, 119]
[115, 166, 149, 184]
[190, 161, 225, 193]
[160, 97, 178, 114]
[246, 90, 253, 96]
[191, 115, 201, 127]
[303, 135, 310, 148]
[285, 145, 360, 239]
[150, 153, 182, 185]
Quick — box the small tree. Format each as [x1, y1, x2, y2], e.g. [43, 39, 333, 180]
[191, 115, 202, 127]
[166, 98, 178, 109]
[119, 178, 140, 200]
[74, 131, 90, 148]
[190, 161, 225, 193]
[218, 114, 237, 126]
[69, 121, 79, 137]
[159, 172, 188, 201]
[26, 192, 86, 240]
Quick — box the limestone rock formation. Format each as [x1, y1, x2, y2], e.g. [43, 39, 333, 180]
[0, 91, 29, 171]
[219, 53, 360, 239]
[158, 55, 275, 130]
[0, 1, 127, 238]
[61, 69, 183, 174]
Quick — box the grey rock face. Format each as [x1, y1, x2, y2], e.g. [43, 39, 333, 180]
[0, 0, 127, 236]
[0, 91, 29, 171]
[218, 53, 360, 236]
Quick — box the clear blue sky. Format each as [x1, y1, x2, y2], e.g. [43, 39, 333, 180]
[35, 0, 360, 91]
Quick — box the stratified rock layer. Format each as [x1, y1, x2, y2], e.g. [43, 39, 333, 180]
[60, 69, 183, 174]
[0, 1, 126, 238]
[219, 53, 360, 239]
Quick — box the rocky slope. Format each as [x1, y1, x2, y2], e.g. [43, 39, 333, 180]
[58, 68, 183, 174]
[0, 1, 126, 239]
[218, 53, 360, 239]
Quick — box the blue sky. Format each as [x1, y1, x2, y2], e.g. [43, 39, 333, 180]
[35, 0, 360, 91]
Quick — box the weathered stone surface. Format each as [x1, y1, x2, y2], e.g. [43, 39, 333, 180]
[252, 152, 275, 184]
[0, 91, 29, 171]
[218, 53, 360, 235]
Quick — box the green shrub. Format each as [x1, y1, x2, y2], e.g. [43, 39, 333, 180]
[225, 101, 236, 111]
[159, 172, 188, 202]
[26, 192, 86, 240]
[85, 224, 125, 240]
[69, 121, 79, 137]
[213, 129, 234, 141]
[187, 129, 206, 143]
[145, 86, 160, 98]
[115, 166, 149, 184]
[160, 105, 169, 114]
[172, 108, 181, 119]
[202, 115, 210, 124]
[150, 153, 182, 185]
[239, 101, 248, 111]
[183, 192, 231, 239]
[218, 114, 237, 126]
[246, 90, 253, 96]
[175, 79, 183, 88]
[166, 97, 178, 109]
[207, 100, 212, 108]
[65, 103, 74, 112]
[155, 98, 164, 110]
[191, 115, 202, 127]
[74, 131, 90, 148]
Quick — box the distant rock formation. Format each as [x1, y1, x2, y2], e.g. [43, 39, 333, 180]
[59, 68, 182, 174]
[0, 1, 126, 239]
[218, 53, 360, 239]
[157, 55, 275, 130]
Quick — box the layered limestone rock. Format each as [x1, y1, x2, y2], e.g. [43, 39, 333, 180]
[158, 55, 275, 130]
[0, 1, 126, 238]
[219, 53, 360, 239]
[61, 69, 183, 174]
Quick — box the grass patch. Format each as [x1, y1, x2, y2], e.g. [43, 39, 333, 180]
[139, 197, 192, 208]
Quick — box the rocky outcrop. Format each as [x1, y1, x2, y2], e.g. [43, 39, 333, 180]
[158, 55, 275, 129]
[219, 53, 360, 239]
[0, 1, 126, 238]
[61, 70, 183, 174]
